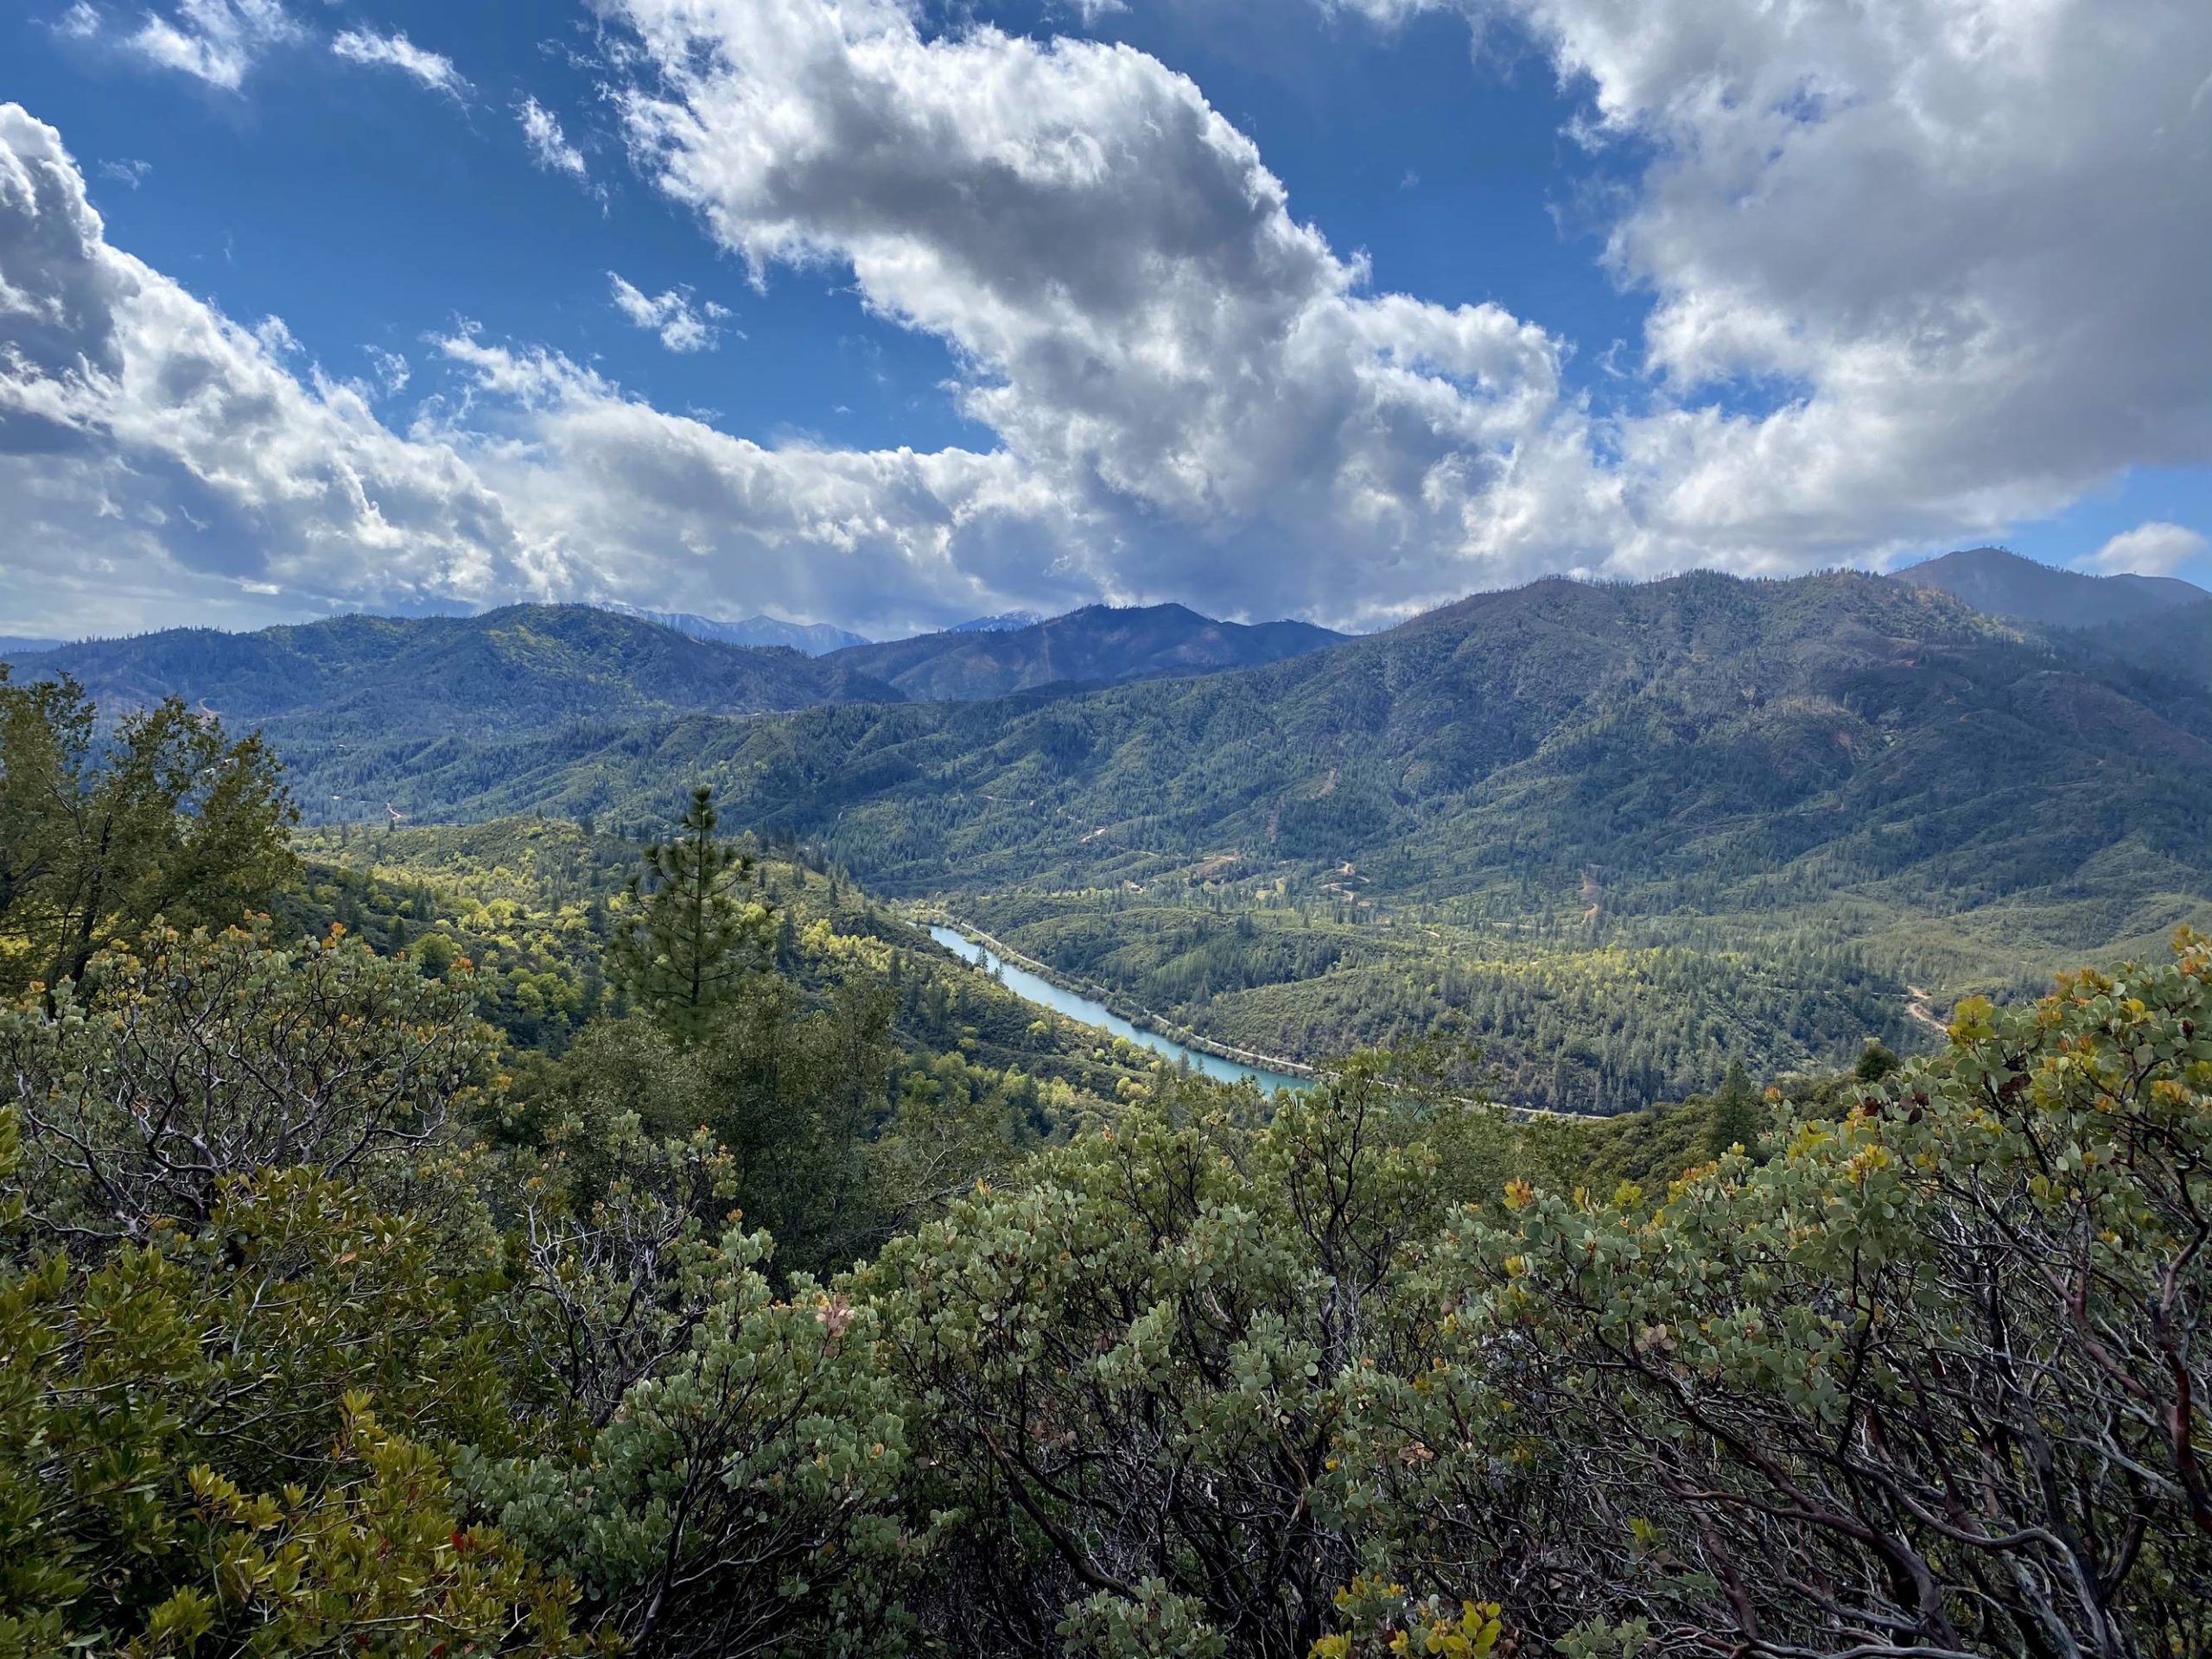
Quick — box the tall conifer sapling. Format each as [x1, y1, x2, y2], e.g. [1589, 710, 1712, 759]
[607, 786, 772, 1039]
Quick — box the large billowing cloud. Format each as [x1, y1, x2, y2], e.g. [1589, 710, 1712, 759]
[5, 0, 2208, 636]
[607, 0, 1620, 620]
[0, 103, 1084, 636]
[0, 104, 545, 630]
[423, 333, 1094, 632]
[1335, 0, 2212, 571]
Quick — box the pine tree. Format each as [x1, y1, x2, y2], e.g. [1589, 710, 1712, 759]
[1705, 1059, 1763, 1160]
[607, 787, 772, 1039]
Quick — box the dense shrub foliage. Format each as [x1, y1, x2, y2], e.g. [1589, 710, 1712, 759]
[3, 674, 2205, 1652]
[2, 919, 2204, 1656]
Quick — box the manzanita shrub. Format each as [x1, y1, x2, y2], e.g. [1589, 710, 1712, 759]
[1345, 932, 2212, 1656]
[3, 924, 2206, 1656]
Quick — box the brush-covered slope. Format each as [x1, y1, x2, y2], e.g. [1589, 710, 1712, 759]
[1890, 545, 2207, 628]
[823, 602, 1346, 699]
[15, 605, 903, 751]
[111, 569, 2212, 1109]
[346, 572, 2212, 922]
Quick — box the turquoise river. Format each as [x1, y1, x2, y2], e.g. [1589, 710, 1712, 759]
[928, 925, 1310, 1094]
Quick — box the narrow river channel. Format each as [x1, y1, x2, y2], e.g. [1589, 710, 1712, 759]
[927, 925, 1310, 1094]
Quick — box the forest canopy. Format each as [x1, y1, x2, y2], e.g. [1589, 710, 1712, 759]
[1, 914, 2205, 1654]
[2, 671, 2208, 1656]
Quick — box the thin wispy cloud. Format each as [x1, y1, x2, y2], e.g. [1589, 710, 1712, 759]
[125, 0, 301, 92]
[518, 97, 587, 180]
[330, 29, 468, 98]
[608, 274, 729, 353]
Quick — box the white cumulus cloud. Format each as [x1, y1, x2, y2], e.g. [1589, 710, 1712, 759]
[0, 103, 1088, 637]
[330, 29, 468, 98]
[0, 105, 549, 628]
[607, 0, 1622, 623]
[607, 273, 728, 353]
[2081, 521, 2209, 578]
[1326, 0, 2212, 573]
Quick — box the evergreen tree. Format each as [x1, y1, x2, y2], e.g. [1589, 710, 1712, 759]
[607, 787, 772, 1039]
[1704, 1058, 1762, 1160]
[0, 670, 297, 1000]
[1853, 1038, 1902, 1082]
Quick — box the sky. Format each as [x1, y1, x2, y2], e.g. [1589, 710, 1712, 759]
[2, 0, 2209, 641]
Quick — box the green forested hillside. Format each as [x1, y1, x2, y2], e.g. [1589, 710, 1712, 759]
[15, 604, 901, 775]
[291, 815, 1167, 1105]
[5, 899, 2207, 1657]
[821, 601, 1346, 699]
[322, 573, 2212, 897]
[246, 570, 2212, 1107]
[7, 619, 2211, 1658]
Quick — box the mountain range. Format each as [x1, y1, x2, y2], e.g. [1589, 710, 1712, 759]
[0, 599, 1354, 734]
[351, 569, 2212, 913]
[602, 603, 870, 655]
[0, 607, 901, 821]
[1891, 545, 2209, 628]
[820, 602, 1346, 700]
[10, 546, 2211, 1108]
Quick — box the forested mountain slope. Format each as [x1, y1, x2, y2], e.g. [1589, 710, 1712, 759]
[44, 569, 2212, 1109]
[2069, 595, 2212, 690]
[821, 601, 1346, 699]
[251, 569, 2212, 1108]
[358, 571, 2212, 909]
[8, 604, 902, 761]
[1890, 544, 2207, 627]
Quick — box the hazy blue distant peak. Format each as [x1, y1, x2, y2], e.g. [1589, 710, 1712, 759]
[0, 636, 65, 658]
[601, 603, 869, 655]
[1889, 546, 2210, 630]
[949, 612, 1046, 633]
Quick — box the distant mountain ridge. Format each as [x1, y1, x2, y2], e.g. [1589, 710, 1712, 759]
[313, 567, 2212, 981]
[0, 635, 64, 658]
[602, 603, 868, 656]
[824, 602, 1348, 701]
[1889, 545, 2208, 628]
[29, 565, 2212, 1112]
[949, 612, 1045, 633]
[8, 605, 904, 816]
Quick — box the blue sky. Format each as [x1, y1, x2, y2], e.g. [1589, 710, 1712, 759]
[18, 1, 1640, 449]
[2, 0, 2208, 638]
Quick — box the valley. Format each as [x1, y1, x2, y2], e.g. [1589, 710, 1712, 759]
[10, 10, 2211, 1647]
[16, 550, 2207, 1114]
[270, 564, 2212, 1109]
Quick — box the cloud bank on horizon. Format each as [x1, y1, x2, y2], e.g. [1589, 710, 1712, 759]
[3, 0, 2209, 636]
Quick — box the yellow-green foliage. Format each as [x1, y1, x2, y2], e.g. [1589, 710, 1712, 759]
[3, 921, 2206, 1657]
